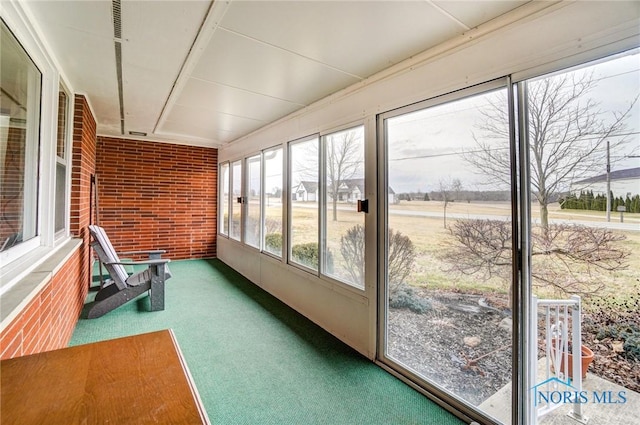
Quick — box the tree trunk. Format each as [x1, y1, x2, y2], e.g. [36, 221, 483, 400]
[332, 199, 338, 221]
[540, 202, 549, 231]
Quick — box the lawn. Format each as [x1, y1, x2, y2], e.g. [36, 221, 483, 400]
[289, 199, 639, 302]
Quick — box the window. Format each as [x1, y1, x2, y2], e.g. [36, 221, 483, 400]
[54, 86, 70, 234]
[288, 136, 319, 270]
[322, 126, 365, 288]
[219, 162, 229, 236]
[244, 154, 261, 248]
[262, 147, 283, 257]
[230, 160, 242, 241]
[0, 20, 42, 253]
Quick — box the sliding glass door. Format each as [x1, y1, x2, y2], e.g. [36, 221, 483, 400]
[379, 80, 515, 423]
[378, 50, 639, 425]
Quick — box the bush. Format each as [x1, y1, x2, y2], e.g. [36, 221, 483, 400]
[264, 233, 282, 253]
[387, 229, 417, 292]
[340, 225, 365, 284]
[596, 323, 640, 361]
[340, 225, 416, 291]
[389, 284, 431, 314]
[292, 242, 333, 272]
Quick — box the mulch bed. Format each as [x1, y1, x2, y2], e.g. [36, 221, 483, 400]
[387, 289, 639, 406]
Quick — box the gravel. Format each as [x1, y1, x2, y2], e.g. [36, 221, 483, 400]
[387, 289, 513, 406]
[386, 288, 639, 406]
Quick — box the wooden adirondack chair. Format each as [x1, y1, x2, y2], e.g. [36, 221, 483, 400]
[87, 225, 171, 319]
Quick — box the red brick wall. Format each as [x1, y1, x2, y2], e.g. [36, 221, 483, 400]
[95, 137, 217, 259]
[0, 249, 85, 358]
[0, 95, 96, 359]
[70, 94, 97, 279]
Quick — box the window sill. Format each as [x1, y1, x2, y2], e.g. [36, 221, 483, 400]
[0, 238, 82, 332]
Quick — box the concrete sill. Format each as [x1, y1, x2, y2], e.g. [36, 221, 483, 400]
[0, 238, 83, 332]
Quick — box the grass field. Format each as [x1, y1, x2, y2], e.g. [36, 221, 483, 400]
[284, 199, 639, 304]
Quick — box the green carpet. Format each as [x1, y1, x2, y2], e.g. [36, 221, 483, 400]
[71, 259, 464, 425]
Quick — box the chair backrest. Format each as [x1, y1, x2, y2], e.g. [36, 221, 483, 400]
[89, 225, 129, 289]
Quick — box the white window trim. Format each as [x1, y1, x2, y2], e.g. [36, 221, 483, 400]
[0, 3, 74, 296]
[54, 82, 73, 240]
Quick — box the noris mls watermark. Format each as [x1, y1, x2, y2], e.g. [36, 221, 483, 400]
[532, 377, 627, 406]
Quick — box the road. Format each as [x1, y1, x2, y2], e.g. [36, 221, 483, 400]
[290, 202, 640, 232]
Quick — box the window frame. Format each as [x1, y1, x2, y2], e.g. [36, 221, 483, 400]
[54, 82, 73, 239]
[243, 153, 262, 250]
[0, 18, 43, 268]
[261, 144, 285, 259]
[218, 161, 230, 237]
[0, 10, 74, 295]
[319, 124, 367, 290]
[287, 134, 320, 273]
[229, 159, 243, 242]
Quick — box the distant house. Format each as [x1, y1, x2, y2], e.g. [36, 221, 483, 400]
[332, 178, 397, 205]
[570, 167, 640, 197]
[335, 178, 365, 202]
[292, 181, 318, 201]
[293, 178, 397, 204]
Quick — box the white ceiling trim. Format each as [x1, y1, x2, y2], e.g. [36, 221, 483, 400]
[153, 0, 226, 135]
[427, 0, 471, 31]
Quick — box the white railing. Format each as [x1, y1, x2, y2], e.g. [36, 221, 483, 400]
[530, 295, 588, 424]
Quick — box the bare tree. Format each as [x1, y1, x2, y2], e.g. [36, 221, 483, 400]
[326, 130, 363, 221]
[465, 71, 637, 230]
[443, 219, 629, 296]
[439, 177, 462, 228]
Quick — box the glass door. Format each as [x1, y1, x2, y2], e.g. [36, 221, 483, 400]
[379, 80, 515, 423]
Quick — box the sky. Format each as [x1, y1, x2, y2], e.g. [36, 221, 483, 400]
[386, 50, 640, 194]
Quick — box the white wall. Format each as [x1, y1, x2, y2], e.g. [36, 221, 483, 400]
[218, 1, 640, 358]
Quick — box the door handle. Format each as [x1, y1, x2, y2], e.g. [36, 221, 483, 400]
[357, 199, 369, 213]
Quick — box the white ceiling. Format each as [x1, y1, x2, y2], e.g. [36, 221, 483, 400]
[24, 0, 530, 148]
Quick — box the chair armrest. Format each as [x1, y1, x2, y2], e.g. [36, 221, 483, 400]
[120, 250, 167, 256]
[105, 259, 171, 266]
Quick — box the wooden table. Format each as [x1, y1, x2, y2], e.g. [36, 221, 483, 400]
[1, 330, 210, 425]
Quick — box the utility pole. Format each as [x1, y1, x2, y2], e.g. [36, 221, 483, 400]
[606, 140, 611, 222]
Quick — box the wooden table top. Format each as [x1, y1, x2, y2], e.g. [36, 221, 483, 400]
[1, 329, 210, 425]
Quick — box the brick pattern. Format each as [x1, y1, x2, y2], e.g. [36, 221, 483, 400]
[0, 95, 96, 360]
[95, 137, 217, 259]
[0, 249, 85, 358]
[70, 95, 97, 297]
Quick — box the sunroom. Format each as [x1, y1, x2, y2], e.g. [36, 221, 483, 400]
[1, 1, 639, 424]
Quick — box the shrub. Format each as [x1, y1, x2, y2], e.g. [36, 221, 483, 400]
[340, 225, 416, 291]
[389, 284, 431, 314]
[387, 229, 417, 292]
[596, 323, 640, 361]
[340, 224, 365, 284]
[264, 233, 282, 253]
[292, 242, 333, 272]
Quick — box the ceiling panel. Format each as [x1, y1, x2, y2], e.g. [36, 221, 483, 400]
[434, 1, 529, 29]
[120, 1, 211, 134]
[175, 78, 302, 122]
[26, 1, 119, 131]
[220, 1, 465, 78]
[162, 103, 265, 143]
[191, 28, 361, 105]
[26, 0, 114, 39]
